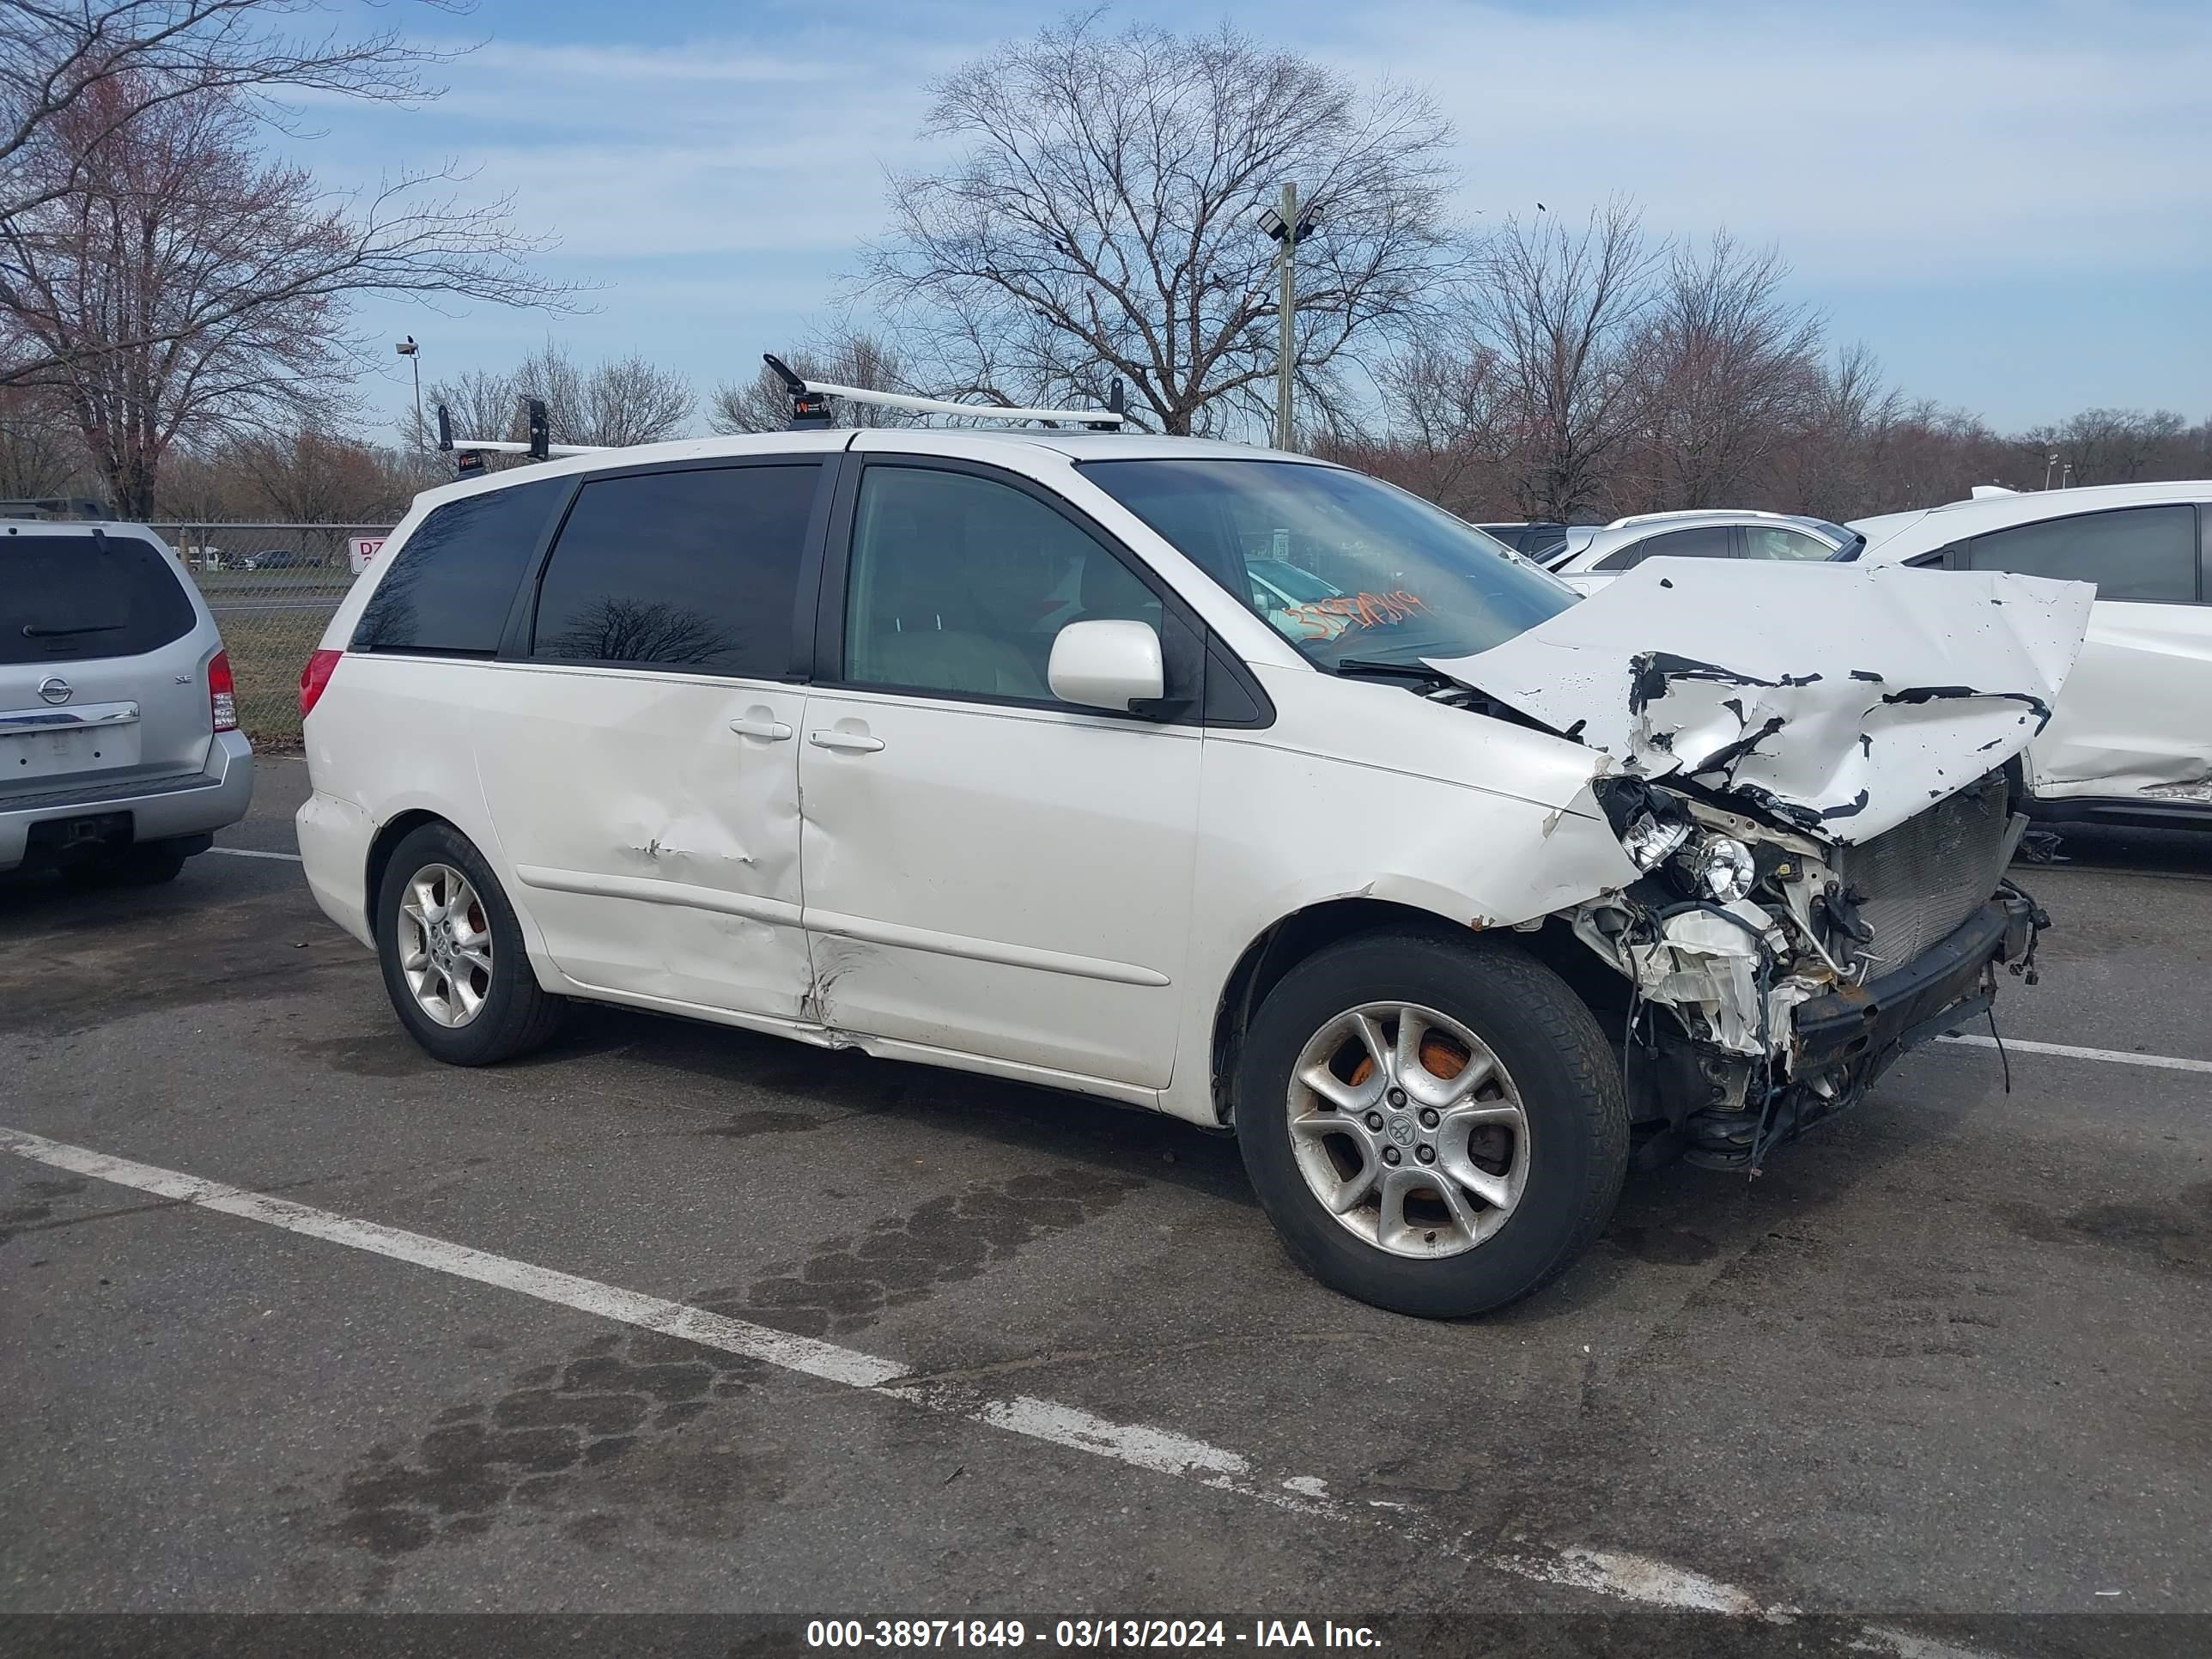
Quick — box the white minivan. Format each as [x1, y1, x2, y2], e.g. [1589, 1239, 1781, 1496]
[297, 419, 2090, 1316]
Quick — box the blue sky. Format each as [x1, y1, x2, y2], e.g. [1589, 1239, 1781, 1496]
[310, 0, 2212, 438]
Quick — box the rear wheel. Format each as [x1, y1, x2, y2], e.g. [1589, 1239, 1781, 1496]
[374, 822, 565, 1065]
[1235, 930, 1628, 1318]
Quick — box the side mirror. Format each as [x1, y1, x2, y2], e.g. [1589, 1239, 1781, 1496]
[1048, 619, 1164, 712]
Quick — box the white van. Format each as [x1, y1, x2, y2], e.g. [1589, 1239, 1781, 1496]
[295, 418, 2089, 1316]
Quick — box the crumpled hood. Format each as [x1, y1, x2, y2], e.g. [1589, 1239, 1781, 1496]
[1426, 560, 2094, 845]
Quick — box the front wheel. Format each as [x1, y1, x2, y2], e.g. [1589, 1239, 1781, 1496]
[374, 822, 566, 1065]
[1235, 930, 1628, 1318]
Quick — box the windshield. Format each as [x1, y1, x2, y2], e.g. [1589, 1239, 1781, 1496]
[1082, 459, 1576, 669]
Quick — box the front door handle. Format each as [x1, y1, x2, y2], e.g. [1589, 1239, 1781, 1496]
[808, 729, 884, 754]
[730, 715, 793, 741]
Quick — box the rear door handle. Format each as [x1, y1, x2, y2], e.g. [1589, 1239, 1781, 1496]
[729, 715, 793, 741]
[808, 729, 884, 754]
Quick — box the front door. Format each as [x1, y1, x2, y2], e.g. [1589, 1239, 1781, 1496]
[474, 458, 830, 1021]
[798, 459, 1201, 1089]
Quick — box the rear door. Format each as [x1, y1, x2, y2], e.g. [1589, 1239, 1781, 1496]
[1954, 503, 2212, 805]
[471, 457, 831, 1021]
[1, 529, 212, 803]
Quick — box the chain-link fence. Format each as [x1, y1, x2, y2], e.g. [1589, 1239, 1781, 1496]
[156, 523, 394, 748]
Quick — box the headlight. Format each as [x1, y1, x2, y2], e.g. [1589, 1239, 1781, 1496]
[1690, 835, 1756, 903]
[1621, 811, 1692, 872]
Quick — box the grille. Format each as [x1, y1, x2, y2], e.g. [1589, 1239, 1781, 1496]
[1835, 769, 2013, 970]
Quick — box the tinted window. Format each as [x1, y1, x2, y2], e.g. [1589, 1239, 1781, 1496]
[1085, 459, 1571, 668]
[844, 465, 1158, 702]
[355, 479, 562, 656]
[2, 532, 195, 665]
[1742, 526, 1837, 562]
[532, 464, 817, 676]
[1593, 525, 1735, 571]
[1965, 506, 2196, 601]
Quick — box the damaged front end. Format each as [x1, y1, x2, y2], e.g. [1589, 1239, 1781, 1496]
[1571, 771, 2045, 1168]
[1425, 560, 2095, 1171]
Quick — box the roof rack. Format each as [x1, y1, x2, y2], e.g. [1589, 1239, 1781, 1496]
[1604, 508, 1797, 530]
[763, 355, 1125, 431]
[436, 399, 611, 479]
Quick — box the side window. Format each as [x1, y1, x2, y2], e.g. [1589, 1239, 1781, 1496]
[531, 464, 818, 677]
[1743, 526, 1836, 562]
[1594, 525, 1735, 571]
[354, 479, 562, 656]
[1964, 506, 2197, 602]
[842, 465, 1160, 703]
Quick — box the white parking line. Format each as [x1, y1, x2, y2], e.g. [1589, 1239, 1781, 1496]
[208, 846, 302, 862]
[0, 1124, 2014, 1652]
[1937, 1033, 2212, 1075]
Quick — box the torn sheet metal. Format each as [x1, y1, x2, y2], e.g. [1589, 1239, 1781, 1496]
[1427, 561, 2094, 845]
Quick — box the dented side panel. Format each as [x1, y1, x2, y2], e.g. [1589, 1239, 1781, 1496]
[472, 663, 816, 1019]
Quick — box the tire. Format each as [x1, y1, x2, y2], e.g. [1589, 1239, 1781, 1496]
[64, 840, 190, 888]
[374, 821, 565, 1065]
[1235, 929, 1628, 1318]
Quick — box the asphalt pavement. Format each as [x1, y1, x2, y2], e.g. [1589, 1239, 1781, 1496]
[2, 759, 2205, 1657]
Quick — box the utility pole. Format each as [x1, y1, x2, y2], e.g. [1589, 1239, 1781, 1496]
[1276, 183, 1297, 452]
[397, 336, 422, 451]
[1261, 185, 1318, 452]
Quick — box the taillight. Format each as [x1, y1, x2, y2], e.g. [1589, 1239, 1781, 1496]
[299, 648, 343, 720]
[209, 649, 238, 732]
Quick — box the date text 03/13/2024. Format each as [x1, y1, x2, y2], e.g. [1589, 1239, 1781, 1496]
[804, 1619, 1383, 1649]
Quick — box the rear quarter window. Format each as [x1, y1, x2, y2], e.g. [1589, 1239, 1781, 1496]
[2, 532, 196, 665]
[353, 479, 565, 656]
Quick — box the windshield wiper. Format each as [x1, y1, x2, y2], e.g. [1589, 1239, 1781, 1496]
[21, 623, 123, 637]
[1330, 657, 1455, 684]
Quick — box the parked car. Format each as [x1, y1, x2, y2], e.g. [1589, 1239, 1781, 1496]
[296, 428, 2087, 1317]
[1849, 481, 2212, 827]
[1475, 522, 1573, 560]
[3, 522, 254, 883]
[1547, 510, 1863, 592]
[241, 549, 322, 570]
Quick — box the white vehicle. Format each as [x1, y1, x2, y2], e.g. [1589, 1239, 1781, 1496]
[295, 379, 2089, 1317]
[1545, 511, 1862, 593]
[1850, 482, 2212, 826]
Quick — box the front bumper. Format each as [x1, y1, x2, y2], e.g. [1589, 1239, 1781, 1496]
[0, 730, 253, 871]
[1674, 885, 2039, 1169]
[1790, 888, 2039, 1082]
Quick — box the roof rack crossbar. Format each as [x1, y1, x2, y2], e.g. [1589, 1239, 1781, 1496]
[763, 355, 1123, 429]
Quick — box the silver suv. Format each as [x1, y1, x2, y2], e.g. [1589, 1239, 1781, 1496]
[3, 520, 253, 884]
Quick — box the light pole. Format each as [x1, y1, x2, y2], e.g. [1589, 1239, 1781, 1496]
[396, 336, 422, 450]
[1259, 185, 1318, 452]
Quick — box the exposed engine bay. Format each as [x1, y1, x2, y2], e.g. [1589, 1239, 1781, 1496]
[1567, 768, 2043, 1168]
[1423, 559, 2093, 1170]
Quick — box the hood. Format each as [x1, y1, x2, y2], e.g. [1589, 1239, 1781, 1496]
[1426, 560, 2094, 845]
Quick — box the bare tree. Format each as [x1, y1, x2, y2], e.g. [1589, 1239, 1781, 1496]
[2022, 407, 2196, 486]
[0, 0, 447, 228]
[1, 74, 575, 398]
[1614, 233, 1827, 511]
[710, 329, 919, 434]
[1314, 324, 1511, 517]
[862, 15, 1461, 435]
[513, 342, 693, 447]
[0, 381, 83, 496]
[1473, 198, 1663, 521]
[1, 76, 575, 510]
[227, 426, 416, 520]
